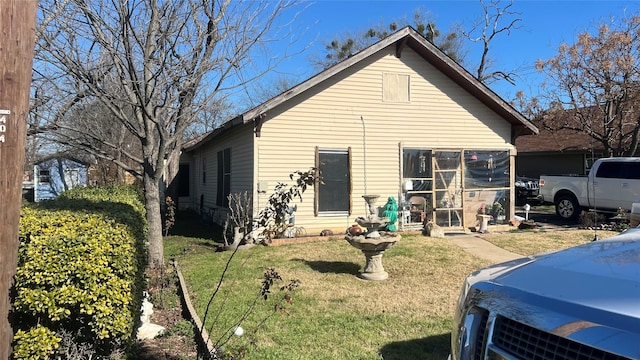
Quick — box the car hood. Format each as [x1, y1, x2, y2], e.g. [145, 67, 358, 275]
[487, 229, 640, 319]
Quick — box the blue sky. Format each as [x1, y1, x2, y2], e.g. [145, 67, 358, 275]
[269, 0, 640, 102]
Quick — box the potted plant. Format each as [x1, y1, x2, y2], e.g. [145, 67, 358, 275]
[492, 202, 505, 223]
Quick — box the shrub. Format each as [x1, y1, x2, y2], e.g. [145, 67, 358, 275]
[12, 325, 61, 359]
[12, 185, 147, 357]
[579, 211, 607, 227]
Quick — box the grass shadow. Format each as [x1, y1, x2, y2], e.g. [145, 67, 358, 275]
[291, 258, 361, 275]
[168, 210, 223, 241]
[379, 333, 451, 360]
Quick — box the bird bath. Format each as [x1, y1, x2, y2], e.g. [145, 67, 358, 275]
[345, 195, 401, 280]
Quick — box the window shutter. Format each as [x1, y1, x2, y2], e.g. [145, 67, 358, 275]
[348, 147, 352, 215]
[216, 151, 223, 206]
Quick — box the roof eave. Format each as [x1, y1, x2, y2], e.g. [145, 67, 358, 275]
[183, 114, 244, 152]
[241, 28, 415, 123]
[403, 34, 538, 136]
[243, 26, 538, 135]
[184, 26, 538, 151]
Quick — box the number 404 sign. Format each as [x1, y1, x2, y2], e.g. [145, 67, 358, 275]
[0, 110, 9, 143]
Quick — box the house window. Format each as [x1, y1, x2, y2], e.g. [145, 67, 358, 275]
[38, 169, 51, 184]
[178, 164, 190, 197]
[216, 148, 231, 208]
[383, 73, 410, 102]
[316, 147, 351, 215]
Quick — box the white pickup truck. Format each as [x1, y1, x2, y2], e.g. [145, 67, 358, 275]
[539, 157, 640, 220]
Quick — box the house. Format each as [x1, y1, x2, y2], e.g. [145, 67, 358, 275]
[23, 155, 90, 202]
[178, 26, 538, 236]
[515, 128, 606, 179]
[516, 103, 640, 179]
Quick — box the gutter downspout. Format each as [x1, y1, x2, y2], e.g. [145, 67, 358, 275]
[361, 116, 367, 196]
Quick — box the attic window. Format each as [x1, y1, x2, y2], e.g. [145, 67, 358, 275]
[383, 73, 410, 103]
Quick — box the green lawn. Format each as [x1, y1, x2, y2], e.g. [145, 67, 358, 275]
[163, 228, 614, 359]
[481, 229, 618, 256]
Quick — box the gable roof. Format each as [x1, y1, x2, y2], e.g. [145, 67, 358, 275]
[34, 153, 94, 166]
[515, 128, 604, 154]
[185, 26, 538, 152]
[516, 105, 636, 154]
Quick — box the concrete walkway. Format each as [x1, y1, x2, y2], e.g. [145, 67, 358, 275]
[447, 233, 523, 264]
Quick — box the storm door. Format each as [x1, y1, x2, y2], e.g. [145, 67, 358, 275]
[433, 151, 463, 227]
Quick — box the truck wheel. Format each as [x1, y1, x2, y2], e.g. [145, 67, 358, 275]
[555, 195, 581, 220]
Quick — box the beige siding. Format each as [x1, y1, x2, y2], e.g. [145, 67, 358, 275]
[188, 123, 254, 220]
[255, 46, 514, 234]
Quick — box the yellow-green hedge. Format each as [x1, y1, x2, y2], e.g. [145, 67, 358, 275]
[12, 186, 147, 358]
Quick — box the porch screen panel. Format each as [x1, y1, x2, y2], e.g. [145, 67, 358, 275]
[464, 150, 509, 188]
[317, 148, 351, 214]
[401, 149, 433, 224]
[434, 151, 463, 227]
[463, 150, 511, 228]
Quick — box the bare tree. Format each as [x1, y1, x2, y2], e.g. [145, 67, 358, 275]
[534, 14, 640, 157]
[25, 91, 49, 179]
[32, 0, 304, 267]
[222, 192, 253, 250]
[312, 8, 466, 70]
[313, 1, 521, 87]
[32, 95, 145, 185]
[184, 95, 236, 141]
[244, 74, 299, 109]
[464, 0, 522, 85]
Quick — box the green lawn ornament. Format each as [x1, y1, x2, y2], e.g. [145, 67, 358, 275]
[383, 196, 398, 231]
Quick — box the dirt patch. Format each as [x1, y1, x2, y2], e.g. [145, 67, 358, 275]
[129, 268, 200, 359]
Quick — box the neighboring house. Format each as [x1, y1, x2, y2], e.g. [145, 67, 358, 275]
[515, 128, 607, 179]
[23, 156, 90, 202]
[515, 104, 640, 179]
[179, 26, 538, 235]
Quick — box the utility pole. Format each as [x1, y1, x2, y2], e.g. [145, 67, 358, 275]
[0, 1, 37, 358]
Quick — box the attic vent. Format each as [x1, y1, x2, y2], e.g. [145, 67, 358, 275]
[383, 73, 410, 103]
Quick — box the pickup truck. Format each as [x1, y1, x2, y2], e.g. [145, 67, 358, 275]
[539, 157, 640, 220]
[449, 229, 640, 360]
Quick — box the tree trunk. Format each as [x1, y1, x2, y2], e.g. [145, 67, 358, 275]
[144, 174, 165, 268]
[164, 146, 181, 208]
[0, 1, 37, 357]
